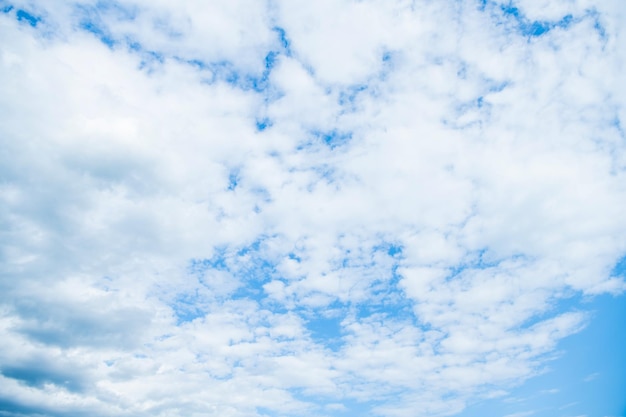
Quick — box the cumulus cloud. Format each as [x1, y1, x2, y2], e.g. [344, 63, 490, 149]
[0, 0, 625, 416]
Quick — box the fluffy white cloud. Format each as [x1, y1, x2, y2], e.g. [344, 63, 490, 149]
[0, 1, 625, 416]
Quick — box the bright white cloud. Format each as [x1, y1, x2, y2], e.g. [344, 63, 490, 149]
[0, 1, 625, 416]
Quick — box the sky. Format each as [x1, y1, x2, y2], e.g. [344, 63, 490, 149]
[0, 1, 625, 417]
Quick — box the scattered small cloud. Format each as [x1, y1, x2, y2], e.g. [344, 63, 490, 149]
[541, 388, 560, 395]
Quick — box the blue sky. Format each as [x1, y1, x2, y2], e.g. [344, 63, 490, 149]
[0, 1, 625, 416]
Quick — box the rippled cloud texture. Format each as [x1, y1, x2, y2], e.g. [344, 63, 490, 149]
[1, 1, 625, 416]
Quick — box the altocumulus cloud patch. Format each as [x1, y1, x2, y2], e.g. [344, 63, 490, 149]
[1, 1, 625, 417]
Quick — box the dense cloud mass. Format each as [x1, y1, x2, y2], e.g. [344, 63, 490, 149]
[1, 0, 625, 416]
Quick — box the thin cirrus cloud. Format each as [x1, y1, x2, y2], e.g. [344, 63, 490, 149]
[0, 1, 625, 417]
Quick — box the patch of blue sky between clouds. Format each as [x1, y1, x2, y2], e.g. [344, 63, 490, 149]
[611, 255, 626, 277]
[245, 26, 292, 121]
[255, 117, 273, 132]
[16, 8, 40, 27]
[0, 1, 12, 13]
[353, 298, 416, 325]
[0, 3, 41, 27]
[488, 1, 607, 41]
[75, 4, 118, 47]
[612, 116, 626, 138]
[273, 26, 291, 53]
[305, 130, 353, 151]
[305, 310, 345, 352]
[170, 289, 207, 325]
[226, 168, 241, 191]
[184, 237, 279, 305]
[499, 4, 573, 37]
[337, 84, 368, 110]
[127, 41, 165, 72]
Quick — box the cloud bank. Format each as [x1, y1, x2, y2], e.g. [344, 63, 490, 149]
[1, 0, 625, 416]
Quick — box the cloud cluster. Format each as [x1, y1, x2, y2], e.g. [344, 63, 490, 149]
[1, 0, 625, 416]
